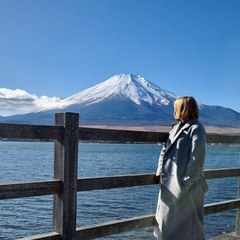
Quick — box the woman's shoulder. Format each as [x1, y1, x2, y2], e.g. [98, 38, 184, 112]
[191, 120, 206, 134]
[194, 119, 205, 128]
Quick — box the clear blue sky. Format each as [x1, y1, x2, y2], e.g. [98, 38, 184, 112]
[0, 0, 240, 115]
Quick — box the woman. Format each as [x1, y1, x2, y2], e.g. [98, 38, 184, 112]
[154, 96, 208, 240]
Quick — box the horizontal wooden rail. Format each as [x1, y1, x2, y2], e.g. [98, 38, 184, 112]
[1, 123, 240, 144]
[77, 173, 158, 191]
[18, 197, 240, 240]
[204, 199, 240, 215]
[206, 133, 240, 144]
[0, 123, 62, 140]
[205, 168, 240, 179]
[74, 197, 240, 240]
[0, 180, 62, 200]
[76, 214, 156, 240]
[1, 169, 240, 201]
[17, 232, 61, 240]
[78, 127, 169, 142]
[77, 168, 240, 192]
[79, 127, 240, 144]
[73, 199, 240, 240]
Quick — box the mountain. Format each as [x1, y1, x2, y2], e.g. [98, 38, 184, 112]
[1, 74, 240, 128]
[60, 74, 177, 106]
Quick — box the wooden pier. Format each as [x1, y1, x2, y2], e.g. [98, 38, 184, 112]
[0, 112, 240, 239]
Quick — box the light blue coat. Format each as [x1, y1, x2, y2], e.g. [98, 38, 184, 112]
[154, 119, 208, 240]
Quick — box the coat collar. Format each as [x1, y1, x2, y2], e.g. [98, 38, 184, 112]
[166, 119, 197, 152]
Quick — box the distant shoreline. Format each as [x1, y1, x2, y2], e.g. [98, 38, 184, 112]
[80, 125, 240, 134]
[0, 125, 239, 143]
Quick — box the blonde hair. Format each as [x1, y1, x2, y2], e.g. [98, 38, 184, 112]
[174, 96, 199, 122]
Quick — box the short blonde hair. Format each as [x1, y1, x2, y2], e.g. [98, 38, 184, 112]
[174, 96, 199, 122]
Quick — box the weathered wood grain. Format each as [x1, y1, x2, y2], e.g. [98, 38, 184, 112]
[204, 199, 240, 215]
[0, 123, 62, 140]
[205, 168, 240, 179]
[206, 133, 240, 144]
[0, 180, 61, 200]
[1, 122, 240, 144]
[77, 174, 158, 191]
[78, 127, 169, 142]
[16, 232, 61, 240]
[2, 169, 240, 201]
[75, 214, 156, 240]
[53, 113, 79, 239]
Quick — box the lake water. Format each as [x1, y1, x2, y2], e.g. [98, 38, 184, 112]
[0, 142, 240, 239]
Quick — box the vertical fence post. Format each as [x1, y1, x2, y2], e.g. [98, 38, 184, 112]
[236, 176, 240, 235]
[53, 112, 79, 239]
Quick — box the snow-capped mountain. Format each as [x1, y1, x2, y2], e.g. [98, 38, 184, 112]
[45, 74, 177, 110]
[1, 73, 240, 127]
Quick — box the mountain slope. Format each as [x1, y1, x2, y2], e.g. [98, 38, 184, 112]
[48, 74, 177, 109]
[0, 74, 240, 128]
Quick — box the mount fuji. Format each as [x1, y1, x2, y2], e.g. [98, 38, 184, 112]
[1, 74, 240, 128]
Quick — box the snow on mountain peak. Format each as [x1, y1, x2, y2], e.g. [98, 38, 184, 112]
[62, 74, 177, 107]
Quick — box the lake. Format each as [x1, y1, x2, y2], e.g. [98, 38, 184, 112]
[0, 142, 240, 239]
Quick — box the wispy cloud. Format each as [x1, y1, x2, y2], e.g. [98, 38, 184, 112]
[0, 88, 61, 116]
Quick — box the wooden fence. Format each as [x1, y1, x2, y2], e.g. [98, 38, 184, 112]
[0, 112, 240, 240]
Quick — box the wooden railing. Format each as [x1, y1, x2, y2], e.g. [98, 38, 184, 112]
[0, 112, 240, 240]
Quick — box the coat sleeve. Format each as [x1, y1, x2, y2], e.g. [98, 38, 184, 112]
[182, 124, 206, 190]
[156, 144, 166, 177]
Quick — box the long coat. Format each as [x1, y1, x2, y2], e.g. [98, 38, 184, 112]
[154, 119, 208, 240]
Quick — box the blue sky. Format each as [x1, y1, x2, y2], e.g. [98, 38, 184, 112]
[0, 0, 240, 116]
